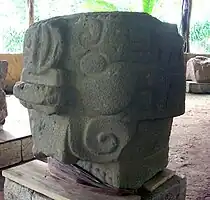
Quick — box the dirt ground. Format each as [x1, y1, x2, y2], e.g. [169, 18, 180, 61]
[169, 93, 210, 200]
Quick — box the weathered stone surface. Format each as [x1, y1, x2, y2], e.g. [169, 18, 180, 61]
[0, 61, 8, 89]
[13, 12, 185, 189]
[186, 56, 210, 83]
[0, 60, 8, 124]
[184, 53, 210, 67]
[77, 118, 172, 188]
[142, 174, 186, 200]
[0, 90, 7, 125]
[4, 179, 52, 200]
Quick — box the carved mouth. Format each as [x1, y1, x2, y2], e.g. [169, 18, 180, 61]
[21, 68, 70, 87]
[13, 80, 77, 115]
[13, 81, 62, 105]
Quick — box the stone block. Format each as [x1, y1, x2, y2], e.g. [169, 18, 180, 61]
[142, 174, 186, 200]
[0, 61, 8, 89]
[186, 56, 210, 83]
[186, 81, 210, 94]
[0, 60, 8, 125]
[0, 172, 4, 192]
[13, 12, 185, 189]
[184, 53, 210, 67]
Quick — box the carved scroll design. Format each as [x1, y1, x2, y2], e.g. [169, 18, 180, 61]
[68, 115, 131, 163]
[83, 117, 129, 156]
[24, 22, 63, 75]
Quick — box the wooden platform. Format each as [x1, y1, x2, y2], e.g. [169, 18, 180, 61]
[2, 160, 186, 200]
[0, 95, 33, 169]
[3, 160, 141, 200]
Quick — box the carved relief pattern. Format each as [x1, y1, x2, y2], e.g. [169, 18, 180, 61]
[24, 21, 63, 75]
[13, 13, 185, 188]
[79, 18, 103, 49]
[68, 17, 139, 161]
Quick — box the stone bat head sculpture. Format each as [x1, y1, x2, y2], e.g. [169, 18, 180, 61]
[14, 12, 185, 189]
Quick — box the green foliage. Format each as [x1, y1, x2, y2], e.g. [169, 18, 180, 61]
[190, 20, 210, 52]
[83, 0, 158, 13]
[142, 0, 157, 14]
[190, 21, 210, 42]
[82, 0, 118, 11]
[0, 0, 27, 53]
[2, 28, 25, 53]
[0, 0, 209, 53]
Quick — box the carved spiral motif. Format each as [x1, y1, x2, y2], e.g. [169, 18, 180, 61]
[84, 116, 129, 157]
[24, 22, 63, 74]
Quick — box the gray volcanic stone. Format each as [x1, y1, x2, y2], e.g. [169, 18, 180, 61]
[0, 60, 8, 124]
[186, 56, 210, 83]
[13, 12, 185, 189]
[142, 174, 186, 200]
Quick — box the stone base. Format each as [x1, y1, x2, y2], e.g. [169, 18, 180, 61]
[2, 160, 186, 200]
[141, 174, 186, 200]
[186, 81, 210, 94]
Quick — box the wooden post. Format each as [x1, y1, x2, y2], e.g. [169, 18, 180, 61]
[27, 0, 34, 26]
[181, 0, 193, 53]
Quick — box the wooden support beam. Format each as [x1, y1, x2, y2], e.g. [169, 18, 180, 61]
[27, 0, 34, 26]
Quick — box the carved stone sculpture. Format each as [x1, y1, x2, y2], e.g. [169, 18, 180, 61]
[186, 56, 210, 83]
[0, 60, 8, 125]
[13, 12, 185, 189]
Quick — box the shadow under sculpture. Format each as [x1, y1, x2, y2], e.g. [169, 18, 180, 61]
[13, 12, 185, 190]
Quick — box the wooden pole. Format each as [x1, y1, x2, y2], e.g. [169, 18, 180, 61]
[181, 0, 192, 53]
[27, 0, 34, 26]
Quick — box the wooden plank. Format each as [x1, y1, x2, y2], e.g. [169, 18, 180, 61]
[0, 140, 22, 169]
[21, 136, 33, 161]
[3, 160, 141, 200]
[143, 168, 175, 192]
[0, 136, 33, 169]
[27, 0, 34, 26]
